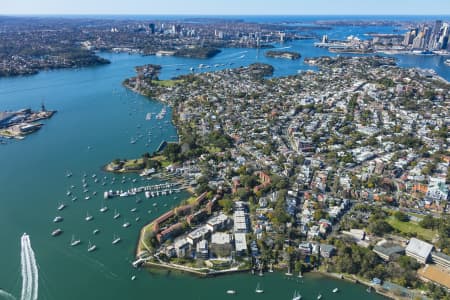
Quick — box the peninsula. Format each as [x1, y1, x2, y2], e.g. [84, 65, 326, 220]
[120, 55, 450, 299]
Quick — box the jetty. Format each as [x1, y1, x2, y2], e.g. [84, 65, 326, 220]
[103, 182, 185, 199]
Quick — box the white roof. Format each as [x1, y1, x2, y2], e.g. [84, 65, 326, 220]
[234, 233, 247, 252]
[211, 232, 230, 245]
[406, 238, 433, 259]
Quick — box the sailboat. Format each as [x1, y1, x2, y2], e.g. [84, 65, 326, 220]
[317, 293, 322, 300]
[87, 240, 97, 252]
[292, 290, 302, 300]
[70, 235, 81, 246]
[112, 234, 121, 245]
[122, 220, 131, 228]
[255, 283, 264, 294]
[100, 201, 108, 213]
[113, 209, 120, 219]
[332, 288, 339, 293]
[85, 212, 93, 221]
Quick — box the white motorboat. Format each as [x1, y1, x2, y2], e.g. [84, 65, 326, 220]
[57, 203, 66, 211]
[52, 228, 63, 236]
[53, 216, 63, 223]
[113, 209, 120, 219]
[122, 221, 130, 228]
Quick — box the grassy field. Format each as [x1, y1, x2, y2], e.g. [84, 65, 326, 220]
[386, 216, 437, 242]
[151, 155, 171, 167]
[153, 79, 183, 87]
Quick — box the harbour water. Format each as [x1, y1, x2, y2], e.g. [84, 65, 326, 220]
[1, 17, 449, 300]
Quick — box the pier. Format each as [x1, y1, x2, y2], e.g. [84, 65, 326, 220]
[104, 182, 185, 199]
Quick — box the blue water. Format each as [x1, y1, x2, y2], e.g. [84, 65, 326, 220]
[0, 16, 448, 300]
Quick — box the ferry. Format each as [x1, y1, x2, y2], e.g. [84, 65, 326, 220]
[53, 216, 63, 223]
[70, 235, 81, 246]
[292, 290, 302, 300]
[52, 228, 63, 236]
[57, 203, 66, 211]
[85, 212, 93, 221]
[332, 288, 339, 293]
[112, 234, 121, 245]
[113, 209, 121, 219]
[255, 283, 264, 294]
[87, 241, 97, 252]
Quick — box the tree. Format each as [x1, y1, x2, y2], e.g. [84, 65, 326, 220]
[163, 143, 182, 162]
[394, 211, 409, 222]
[368, 220, 393, 236]
[420, 215, 437, 230]
[218, 198, 233, 214]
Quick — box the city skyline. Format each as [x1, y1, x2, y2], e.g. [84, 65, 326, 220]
[2, 0, 450, 16]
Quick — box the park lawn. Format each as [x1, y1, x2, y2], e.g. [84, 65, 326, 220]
[123, 158, 144, 169]
[387, 216, 437, 242]
[151, 155, 172, 167]
[153, 79, 183, 87]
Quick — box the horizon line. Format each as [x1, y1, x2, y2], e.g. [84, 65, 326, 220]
[2, 13, 450, 17]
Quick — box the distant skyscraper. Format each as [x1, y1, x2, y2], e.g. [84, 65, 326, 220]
[149, 23, 155, 34]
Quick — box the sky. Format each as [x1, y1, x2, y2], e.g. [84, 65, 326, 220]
[1, 0, 450, 16]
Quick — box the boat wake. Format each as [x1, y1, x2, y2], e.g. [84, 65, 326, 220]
[20, 234, 38, 300]
[0, 290, 16, 300]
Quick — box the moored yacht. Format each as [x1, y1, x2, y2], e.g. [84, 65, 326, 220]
[112, 234, 121, 244]
[113, 209, 120, 219]
[332, 288, 339, 293]
[70, 235, 81, 246]
[255, 283, 264, 294]
[100, 205, 108, 213]
[87, 241, 97, 252]
[52, 228, 63, 236]
[57, 203, 66, 211]
[85, 212, 93, 221]
[292, 290, 302, 300]
[122, 221, 131, 228]
[53, 216, 63, 223]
